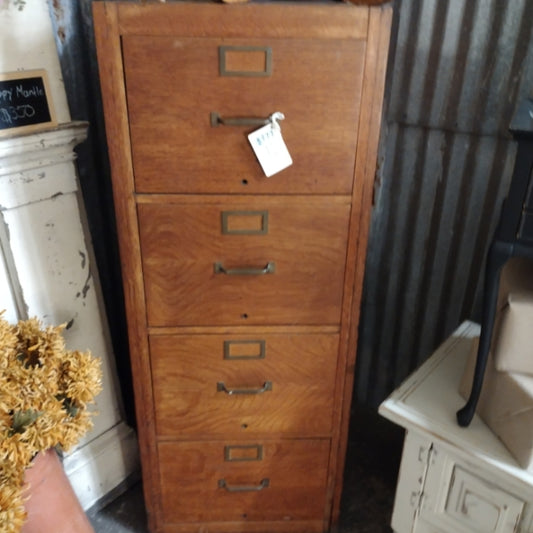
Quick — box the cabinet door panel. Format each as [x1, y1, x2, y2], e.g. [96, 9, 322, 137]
[150, 333, 338, 437]
[123, 36, 365, 194]
[418, 442, 525, 533]
[138, 198, 350, 327]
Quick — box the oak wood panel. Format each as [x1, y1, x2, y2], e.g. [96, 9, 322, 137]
[158, 439, 330, 523]
[93, 3, 393, 532]
[150, 333, 339, 437]
[148, 325, 339, 336]
[137, 198, 351, 326]
[123, 36, 365, 194]
[92, 4, 161, 531]
[160, 520, 324, 533]
[117, 3, 369, 40]
[160, 521, 324, 533]
[136, 194, 352, 206]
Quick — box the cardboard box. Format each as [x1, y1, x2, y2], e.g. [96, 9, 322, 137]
[492, 258, 533, 375]
[460, 337, 533, 471]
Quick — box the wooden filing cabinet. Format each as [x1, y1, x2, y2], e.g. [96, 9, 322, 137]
[93, 3, 392, 532]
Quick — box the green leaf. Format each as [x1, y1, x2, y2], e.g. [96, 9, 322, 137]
[10, 409, 43, 435]
[56, 395, 79, 417]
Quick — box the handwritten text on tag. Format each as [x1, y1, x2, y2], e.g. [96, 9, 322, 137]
[247, 112, 292, 178]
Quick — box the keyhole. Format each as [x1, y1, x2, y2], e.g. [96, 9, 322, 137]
[241, 179, 248, 185]
[241, 313, 248, 319]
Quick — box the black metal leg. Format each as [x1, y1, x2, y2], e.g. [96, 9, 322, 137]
[456, 243, 509, 427]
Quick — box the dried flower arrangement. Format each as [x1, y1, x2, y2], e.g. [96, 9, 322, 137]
[0, 313, 102, 532]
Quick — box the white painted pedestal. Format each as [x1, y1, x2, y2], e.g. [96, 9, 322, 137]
[379, 322, 533, 533]
[0, 122, 139, 510]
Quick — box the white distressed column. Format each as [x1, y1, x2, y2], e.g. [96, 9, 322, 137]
[0, 122, 139, 509]
[0, 0, 138, 510]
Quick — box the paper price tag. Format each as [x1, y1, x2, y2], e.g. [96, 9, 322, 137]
[247, 113, 292, 178]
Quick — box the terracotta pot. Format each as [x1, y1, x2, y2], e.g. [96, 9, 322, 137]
[21, 449, 94, 533]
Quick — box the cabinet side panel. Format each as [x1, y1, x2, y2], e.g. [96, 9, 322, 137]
[329, 4, 393, 528]
[92, 3, 160, 530]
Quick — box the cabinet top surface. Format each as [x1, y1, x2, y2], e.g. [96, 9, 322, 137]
[92, 1, 392, 40]
[379, 321, 533, 484]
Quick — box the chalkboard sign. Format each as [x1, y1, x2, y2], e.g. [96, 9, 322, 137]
[0, 70, 56, 138]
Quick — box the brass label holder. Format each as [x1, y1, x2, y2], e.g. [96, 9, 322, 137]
[219, 45, 272, 77]
[221, 210, 269, 235]
[224, 444, 264, 462]
[224, 339, 266, 360]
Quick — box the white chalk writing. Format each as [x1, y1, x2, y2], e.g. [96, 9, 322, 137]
[16, 84, 44, 99]
[0, 89, 13, 103]
[0, 104, 36, 125]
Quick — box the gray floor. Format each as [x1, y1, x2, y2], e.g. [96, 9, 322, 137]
[88, 406, 404, 533]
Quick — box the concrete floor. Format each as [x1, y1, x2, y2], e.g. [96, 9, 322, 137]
[88, 406, 404, 533]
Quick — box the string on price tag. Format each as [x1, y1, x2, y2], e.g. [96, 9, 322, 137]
[247, 112, 293, 177]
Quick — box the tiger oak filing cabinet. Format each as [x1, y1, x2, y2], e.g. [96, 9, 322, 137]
[93, 3, 392, 532]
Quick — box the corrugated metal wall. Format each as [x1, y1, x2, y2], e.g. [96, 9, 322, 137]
[49, 0, 533, 414]
[355, 0, 533, 407]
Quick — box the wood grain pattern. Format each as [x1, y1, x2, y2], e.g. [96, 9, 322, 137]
[92, 2, 393, 531]
[150, 333, 339, 437]
[123, 36, 364, 194]
[137, 198, 351, 326]
[117, 3, 369, 39]
[329, 5, 394, 526]
[92, 4, 161, 531]
[160, 522, 324, 533]
[148, 325, 339, 336]
[158, 439, 330, 523]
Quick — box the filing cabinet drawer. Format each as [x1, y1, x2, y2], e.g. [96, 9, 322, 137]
[123, 36, 365, 194]
[158, 439, 330, 524]
[150, 333, 339, 437]
[138, 197, 351, 327]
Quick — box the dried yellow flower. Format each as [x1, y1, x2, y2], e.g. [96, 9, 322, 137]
[0, 482, 26, 533]
[0, 313, 102, 533]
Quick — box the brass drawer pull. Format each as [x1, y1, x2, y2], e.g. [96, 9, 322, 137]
[218, 478, 270, 492]
[214, 261, 275, 276]
[217, 381, 273, 395]
[210, 111, 270, 128]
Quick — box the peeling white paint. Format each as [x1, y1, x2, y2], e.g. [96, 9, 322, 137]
[0, 0, 138, 509]
[0, 212, 23, 322]
[0, 127, 139, 506]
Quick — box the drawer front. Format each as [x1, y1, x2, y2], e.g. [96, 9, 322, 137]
[158, 439, 330, 523]
[138, 198, 350, 327]
[150, 333, 338, 437]
[123, 36, 365, 194]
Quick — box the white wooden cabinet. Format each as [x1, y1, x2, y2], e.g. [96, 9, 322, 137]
[379, 322, 533, 533]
